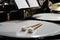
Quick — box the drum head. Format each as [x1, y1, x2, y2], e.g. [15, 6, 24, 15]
[0, 20, 60, 38]
[32, 13, 60, 21]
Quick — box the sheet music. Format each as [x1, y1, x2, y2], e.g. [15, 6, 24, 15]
[15, 0, 29, 9]
[27, 0, 39, 7]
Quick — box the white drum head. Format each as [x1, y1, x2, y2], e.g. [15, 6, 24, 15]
[0, 20, 60, 38]
[32, 13, 60, 21]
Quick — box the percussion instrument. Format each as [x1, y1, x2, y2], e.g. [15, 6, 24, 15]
[32, 13, 60, 21]
[21, 23, 41, 32]
[49, 2, 60, 13]
[0, 20, 60, 38]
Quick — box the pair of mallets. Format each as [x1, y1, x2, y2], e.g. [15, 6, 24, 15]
[21, 23, 42, 34]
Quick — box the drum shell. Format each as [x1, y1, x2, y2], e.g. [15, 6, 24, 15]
[0, 11, 7, 22]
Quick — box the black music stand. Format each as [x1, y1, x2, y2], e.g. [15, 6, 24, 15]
[15, 0, 39, 19]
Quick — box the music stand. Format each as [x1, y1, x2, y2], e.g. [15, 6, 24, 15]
[15, 0, 39, 19]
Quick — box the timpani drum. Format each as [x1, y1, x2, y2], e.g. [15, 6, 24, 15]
[0, 20, 60, 39]
[32, 13, 60, 21]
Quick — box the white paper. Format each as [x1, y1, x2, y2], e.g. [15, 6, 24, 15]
[27, 0, 39, 7]
[15, 0, 29, 9]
